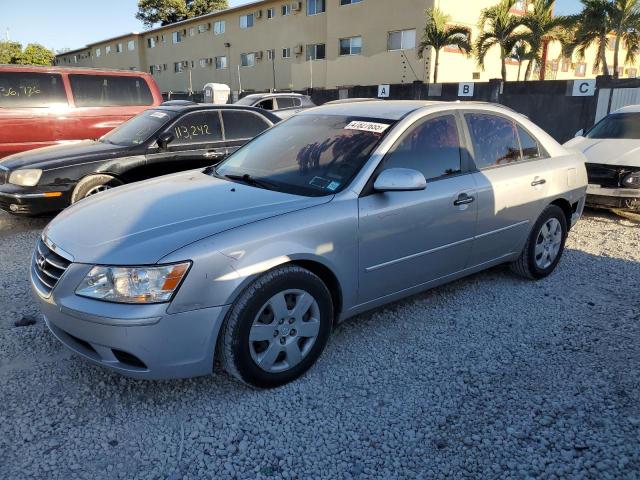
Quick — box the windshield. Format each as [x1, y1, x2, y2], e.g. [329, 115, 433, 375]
[215, 114, 394, 196]
[587, 113, 640, 140]
[101, 109, 178, 146]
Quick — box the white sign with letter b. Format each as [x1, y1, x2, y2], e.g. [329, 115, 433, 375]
[458, 83, 474, 97]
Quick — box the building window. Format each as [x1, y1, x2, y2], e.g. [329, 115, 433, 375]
[282, 47, 291, 58]
[607, 37, 616, 50]
[150, 65, 155, 75]
[241, 52, 256, 67]
[73, 55, 78, 63]
[161, 34, 166, 43]
[306, 43, 326, 60]
[339, 36, 362, 55]
[388, 29, 416, 51]
[174, 62, 184, 73]
[267, 7, 275, 18]
[307, 0, 325, 15]
[147, 37, 156, 48]
[128, 40, 135, 51]
[214, 20, 226, 35]
[198, 24, 208, 33]
[561, 59, 570, 72]
[189, 27, 195, 37]
[340, 0, 363, 4]
[95, 48, 101, 58]
[105, 45, 111, 54]
[240, 13, 254, 29]
[472, 72, 481, 80]
[575, 63, 586, 77]
[215, 56, 228, 69]
[627, 68, 637, 78]
[173, 31, 182, 44]
[282, 4, 291, 15]
[199, 58, 209, 68]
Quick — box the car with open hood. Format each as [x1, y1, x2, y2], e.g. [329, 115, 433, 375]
[565, 105, 640, 212]
[0, 102, 279, 215]
[31, 101, 587, 388]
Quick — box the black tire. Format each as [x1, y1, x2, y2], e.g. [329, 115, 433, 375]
[219, 265, 333, 388]
[71, 175, 123, 204]
[510, 205, 568, 280]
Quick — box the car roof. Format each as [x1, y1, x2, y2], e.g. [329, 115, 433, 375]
[0, 64, 151, 77]
[300, 100, 518, 121]
[152, 103, 281, 122]
[243, 93, 307, 99]
[613, 104, 640, 114]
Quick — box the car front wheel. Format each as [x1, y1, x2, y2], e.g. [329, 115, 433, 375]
[219, 265, 333, 388]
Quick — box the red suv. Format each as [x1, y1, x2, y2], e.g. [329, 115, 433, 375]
[0, 65, 163, 158]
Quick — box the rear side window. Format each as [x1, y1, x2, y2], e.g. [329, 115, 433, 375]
[382, 115, 462, 181]
[276, 97, 295, 109]
[222, 110, 270, 140]
[170, 111, 223, 145]
[465, 113, 521, 168]
[0, 72, 67, 108]
[517, 126, 541, 160]
[69, 75, 153, 107]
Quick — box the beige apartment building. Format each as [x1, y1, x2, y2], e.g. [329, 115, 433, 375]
[55, 0, 640, 95]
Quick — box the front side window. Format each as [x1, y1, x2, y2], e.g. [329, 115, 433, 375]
[0, 72, 67, 108]
[240, 53, 256, 67]
[388, 29, 417, 51]
[221, 110, 270, 140]
[306, 43, 326, 60]
[101, 109, 178, 146]
[307, 0, 325, 15]
[214, 20, 226, 35]
[69, 75, 154, 107]
[339, 36, 362, 56]
[215, 114, 393, 196]
[169, 111, 223, 146]
[240, 14, 254, 29]
[586, 113, 640, 139]
[465, 113, 522, 168]
[215, 56, 228, 69]
[382, 115, 462, 180]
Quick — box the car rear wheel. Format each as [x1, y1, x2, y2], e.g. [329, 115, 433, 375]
[510, 205, 568, 280]
[71, 175, 123, 204]
[219, 265, 333, 388]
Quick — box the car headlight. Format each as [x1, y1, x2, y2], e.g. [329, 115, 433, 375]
[9, 169, 42, 187]
[622, 171, 640, 188]
[76, 263, 191, 304]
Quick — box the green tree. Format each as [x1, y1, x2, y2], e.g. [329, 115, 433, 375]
[476, 0, 528, 81]
[0, 41, 24, 64]
[19, 44, 56, 66]
[521, 0, 569, 80]
[610, 0, 640, 77]
[136, 0, 228, 27]
[417, 7, 472, 83]
[510, 41, 536, 80]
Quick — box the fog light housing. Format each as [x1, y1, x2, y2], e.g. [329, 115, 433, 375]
[9, 204, 19, 212]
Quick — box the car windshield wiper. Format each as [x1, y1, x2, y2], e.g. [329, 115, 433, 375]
[221, 173, 279, 192]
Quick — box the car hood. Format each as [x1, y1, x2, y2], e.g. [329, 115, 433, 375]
[563, 137, 640, 167]
[0, 140, 128, 170]
[44, 170, 332, 265]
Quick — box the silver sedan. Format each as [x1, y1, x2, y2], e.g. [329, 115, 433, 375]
[31, 101, 588, 388]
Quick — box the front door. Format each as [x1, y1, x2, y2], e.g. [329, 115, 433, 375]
[146, 110, 226, 178]
[358, 113, 478, 304]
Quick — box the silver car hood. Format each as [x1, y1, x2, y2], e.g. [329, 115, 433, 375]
[564, 137, 640, 167]
[44, 170, 332, 265]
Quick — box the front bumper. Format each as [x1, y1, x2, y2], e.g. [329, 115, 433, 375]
[0, 186, 71, 215]
[586, 184, 640, 211]
[32, 261, 230, 380]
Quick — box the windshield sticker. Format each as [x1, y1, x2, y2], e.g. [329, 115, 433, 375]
[345, 121, 391, 134]
[309, 176, 331, 189]
[327, 181, 341, 191]
[150, 112, 168, 119]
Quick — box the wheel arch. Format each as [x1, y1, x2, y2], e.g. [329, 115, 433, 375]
[289, 259, 343, 323]
[549, 197, 573, 229]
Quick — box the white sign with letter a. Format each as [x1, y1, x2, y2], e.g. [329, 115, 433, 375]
[378, 85, 390, 98]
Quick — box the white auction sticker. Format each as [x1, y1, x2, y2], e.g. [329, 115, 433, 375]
[150, 112, 168, 119]
[345, 121, 391, 133]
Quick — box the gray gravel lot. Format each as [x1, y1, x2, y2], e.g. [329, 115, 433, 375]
[0, 209, 639, 479]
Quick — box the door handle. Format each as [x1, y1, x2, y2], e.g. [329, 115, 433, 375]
[453, 193, 475, 206]
[203, 150, 225, 159]
[531, 178, 547, 187]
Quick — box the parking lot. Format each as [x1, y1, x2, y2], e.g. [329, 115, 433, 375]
[0, 209, 638, 479]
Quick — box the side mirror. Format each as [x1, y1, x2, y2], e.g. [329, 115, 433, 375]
[157, 132, 175, 150]
[374, 168, 427, 192]
[575, 129, 584, 138]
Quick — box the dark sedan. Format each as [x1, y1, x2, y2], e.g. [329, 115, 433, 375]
[0, 103, 279, 215]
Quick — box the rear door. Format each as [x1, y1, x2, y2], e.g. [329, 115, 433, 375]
[0, 71, 68, 157]
[463, 111, 551, 266]
[358, 113, 479, 303]
[221, 109, 273, 154]
[146, 110, 226, 177]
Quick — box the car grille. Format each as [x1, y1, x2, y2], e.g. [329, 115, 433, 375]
[31, 237, 72, 297]
[585, 163, 638, 189]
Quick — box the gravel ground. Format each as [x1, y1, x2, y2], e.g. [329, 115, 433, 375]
[0, 209, 639, 479]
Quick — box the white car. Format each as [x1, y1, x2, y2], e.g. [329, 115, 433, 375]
[564, 105, 640, 211]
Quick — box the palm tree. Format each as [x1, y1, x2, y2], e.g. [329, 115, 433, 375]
[510, 41, 536, 80]
[564, 0, 614, 76]
[521, 0, 569, 80]
[610, 0, 640, 77]
[418, 7, 472, 83]
[476, 0, 528, 81]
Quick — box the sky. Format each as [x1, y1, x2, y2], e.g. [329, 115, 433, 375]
[4, 0, 583, 52]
